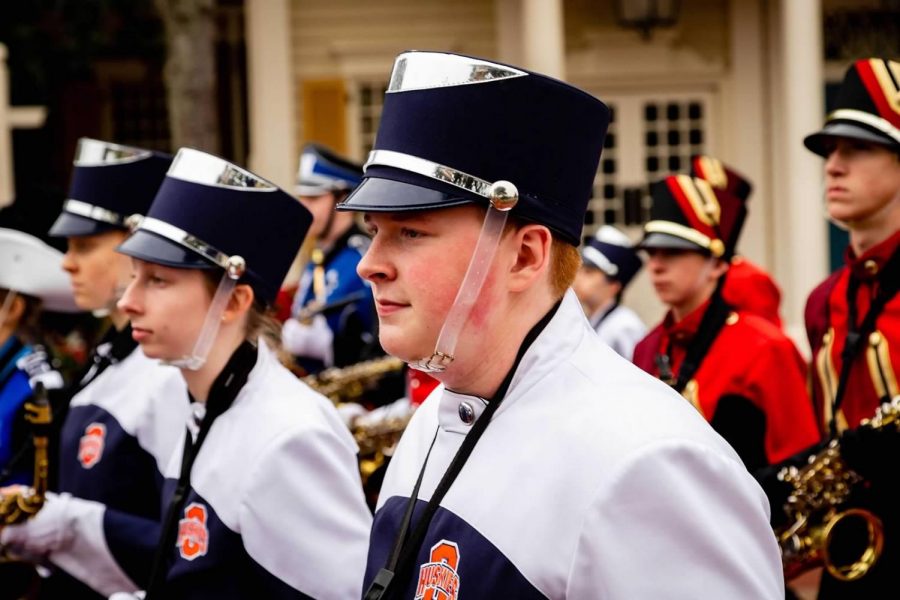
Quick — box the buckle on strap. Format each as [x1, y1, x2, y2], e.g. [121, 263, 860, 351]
[409, 351, 455, 373]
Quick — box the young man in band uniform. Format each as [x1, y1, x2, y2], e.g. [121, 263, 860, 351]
[632, 173, 819, 473]
[341, 50, 783, 599]
[781, 57, 900, 598]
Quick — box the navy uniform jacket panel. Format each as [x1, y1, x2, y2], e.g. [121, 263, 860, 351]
[49, 345, 187, 594]
[159, 484, 313, 600]
[369, 290, 783, 599]
[367, 498, 546, 599]
[59, 404, 161, 513]
[156, 342, 371, 599]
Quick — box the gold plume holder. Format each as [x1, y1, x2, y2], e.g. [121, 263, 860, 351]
[777, 395, 899, 582]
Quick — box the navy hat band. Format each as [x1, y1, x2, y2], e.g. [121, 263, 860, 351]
[62, 199, 127, 227]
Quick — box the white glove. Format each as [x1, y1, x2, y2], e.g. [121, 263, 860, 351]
[282, 315, 334, 366]
[0, 491, 75, 560]
[109, 592, 145, 600]
[336, 402, 368, 427]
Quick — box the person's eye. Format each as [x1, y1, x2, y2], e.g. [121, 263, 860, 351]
[401, 227, 425, 239]
[148, 275, 167, 286]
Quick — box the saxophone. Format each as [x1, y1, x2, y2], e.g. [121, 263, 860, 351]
[304, 356, 416, 487]
[303, 356, 405, 404]
[776, 395, 899, 582]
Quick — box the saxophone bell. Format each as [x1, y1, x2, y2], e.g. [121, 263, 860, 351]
[776, 396, 899, 582]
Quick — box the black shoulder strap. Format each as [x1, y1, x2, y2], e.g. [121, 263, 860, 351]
[829, 246, 900, 436]
[672, 284, 733, 394]
[144, 342, 258, 598]
[364, 301, 561, 600]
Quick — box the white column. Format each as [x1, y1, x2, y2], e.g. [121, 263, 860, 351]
[521, 0, 565, 79]
[776, 0, 827, 347]
[0, 43, 46, 208]
[0, 44, 14, 207]
[724, 0, 769, 266]
[245, 0, 296, 190]
[494, 0, 523, 66]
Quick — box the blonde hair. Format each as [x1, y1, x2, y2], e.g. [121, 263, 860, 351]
[201, 272, 292, 364]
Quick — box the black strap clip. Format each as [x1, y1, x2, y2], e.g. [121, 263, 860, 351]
[363, 568, 395, 600]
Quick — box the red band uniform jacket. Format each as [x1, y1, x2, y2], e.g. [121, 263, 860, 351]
[633, 300, 820, 471]
[806, 230, 900, 432]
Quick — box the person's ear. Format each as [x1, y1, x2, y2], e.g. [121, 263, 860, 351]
[507, 224, 552, 293]
[223, 284, 255, 323]
[710, 257, 730, 281]
[2, 295, 26, 327]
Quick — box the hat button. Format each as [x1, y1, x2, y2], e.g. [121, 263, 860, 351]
[458, 401, 475, 425]
[863, 259, 878, 276]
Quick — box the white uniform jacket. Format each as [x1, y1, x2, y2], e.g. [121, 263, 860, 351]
[153, 341, 372, 599]
[366, 290, 783, 599]
[590, 301, 646, 360]
[50, 340, 188, 596]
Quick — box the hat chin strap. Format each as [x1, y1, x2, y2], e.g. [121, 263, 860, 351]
[163, 257, 246, 371]
[409, 181, 518, 373]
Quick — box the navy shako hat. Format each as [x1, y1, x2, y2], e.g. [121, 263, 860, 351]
[50, 138, 173, 237]
[336, 51, 611, 246]
[582, 225, 642, 287]
[296, 144, 363, 196]
[804, 58, 900, 157]
[117, 148, 312, 304]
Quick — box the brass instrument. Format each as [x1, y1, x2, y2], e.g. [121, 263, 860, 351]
[777, 395, 900, 582]
[303, 355, 405, 404]
[0, 383, 51, 527]
[303, 356, 413, 487]
[354, 412, 414, 485]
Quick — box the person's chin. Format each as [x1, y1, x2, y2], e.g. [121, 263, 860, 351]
[379, 327, 429, 363]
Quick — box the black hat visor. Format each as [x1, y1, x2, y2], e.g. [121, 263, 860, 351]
[336, 169, 479, 213]
[116, 229, 218, 270]
[804, 121, 900, 157]
[638, 232, 708, 254]
[49, 211, 123, 238]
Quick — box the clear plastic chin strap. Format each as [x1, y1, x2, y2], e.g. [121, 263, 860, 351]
[163, 256, 246, 371]
[409, 181, 519, 373]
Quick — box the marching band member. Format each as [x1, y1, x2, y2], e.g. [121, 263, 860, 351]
[115, 148, 371, 598]
[791, 57, 900, 598]
[690, 156, 785, 328]
[0, 228, 76, 486]
[283, 144, 378, 373]
[342, 50, 782, 599]
[0, 139, 187, 599]
[0, 228, 77, 599]
[572, 225, 645, 358]
[632, 175, 819, 472]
